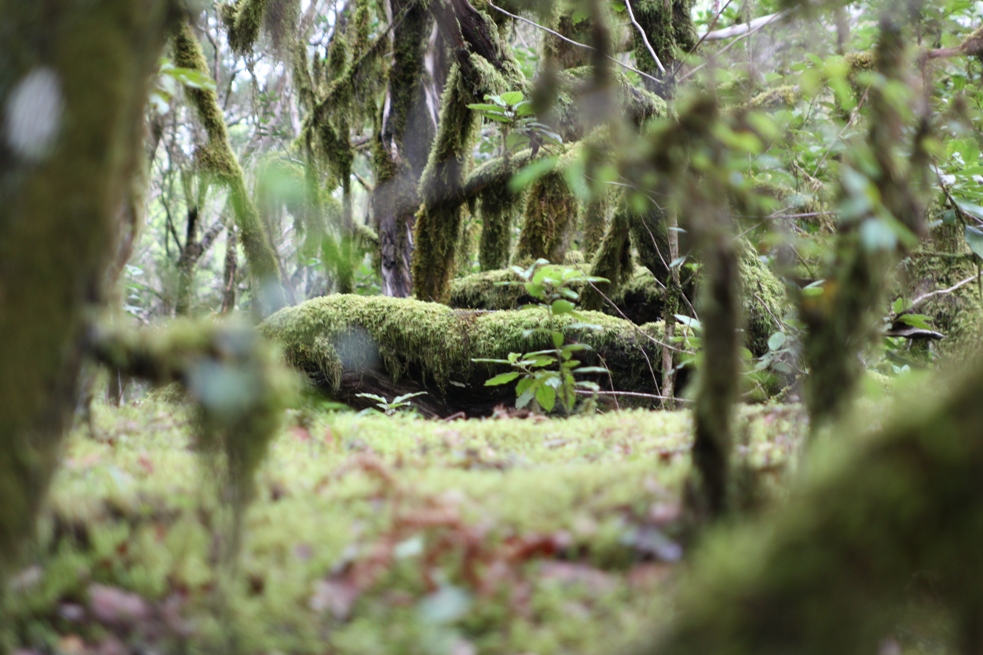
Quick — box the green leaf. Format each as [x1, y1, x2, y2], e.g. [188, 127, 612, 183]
[572, 366, 608, 374]
[674, 314, 703, 331]
[466, 103, 504, 113]
[536, 383, 556, 412]
[897, 313, 933, 330]
[965, 225, 983, 261]
[500, 91, 524, 106]
[392, 391, 428, 403]
[552, 331, 564, 348]
[551, 299, 576, 315]
[485, 371, 521, 386]
[767, 331, 787, 351]
[510, 157, 558, 192]
[516, 384, 537, 408]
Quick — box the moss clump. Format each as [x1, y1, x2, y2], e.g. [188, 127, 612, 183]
[260, 294, 665, 414]
[629, 0, 695, 96]
[744, 85, 800, 110]
[478, 172, 524, 271]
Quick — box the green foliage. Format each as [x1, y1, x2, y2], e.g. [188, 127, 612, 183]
[475, 261, 609, 414]
[468, 91, 563, 156]
[355, 391, 428, 415]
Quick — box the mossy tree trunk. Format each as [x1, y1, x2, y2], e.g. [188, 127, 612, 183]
[173, 22, 290, 317]
[372, 0, 435, 297]
[0, 0, 176, 585]
[636, 360, 983, 655]
[800, 15, 927, 431]
[411, 0, 526, 301]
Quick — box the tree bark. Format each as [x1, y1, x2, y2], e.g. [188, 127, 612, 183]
[0, 0, 176, 583]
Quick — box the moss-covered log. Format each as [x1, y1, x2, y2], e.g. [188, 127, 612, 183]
[451, 247, 785, 358]
[0, 0, 175, 582]
[260, 294, 664, 416]
[637, 362, 983, 655]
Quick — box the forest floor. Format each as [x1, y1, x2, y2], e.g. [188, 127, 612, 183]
[7, 400, 806, 655]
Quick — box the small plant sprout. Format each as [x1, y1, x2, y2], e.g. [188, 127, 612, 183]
[356, 391, 428, 416]
[474, 260, 609, 414]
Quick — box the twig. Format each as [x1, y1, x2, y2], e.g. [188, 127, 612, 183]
[679, 12, 787, 83]
[909, 273, 980, 311]
[575, 389, 691, 402]
[623, 0, 666, 75]
[688, 0, 736, 55]
[486, 1, 664, 87]
[702, 11, 788, 42]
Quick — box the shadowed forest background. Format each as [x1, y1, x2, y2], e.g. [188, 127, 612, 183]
[3, 0, 983, 653]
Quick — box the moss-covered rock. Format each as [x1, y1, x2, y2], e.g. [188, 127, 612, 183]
[260, 294, 665, 415]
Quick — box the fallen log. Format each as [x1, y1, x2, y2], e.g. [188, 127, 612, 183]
[260, 294, 666, 416]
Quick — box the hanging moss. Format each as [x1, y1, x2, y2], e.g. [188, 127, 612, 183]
[582, 201, 634, 311]
[412, 65, 482, 302]
[173, 23, 288, 315]
[260, 294, 665, 415]
[89, 321, 295, 538]
[513, 170, 579, 265]
[581, 191, 610, 259]
[630, 0, 695, 96]
[372, 0, 434, 296]
[221, 0, 270, 53]
[477, 170, 524, 270]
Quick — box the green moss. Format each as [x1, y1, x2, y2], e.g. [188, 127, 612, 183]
[8, 399, 806, 653]
[744, 85, 800, 110]
[637, 366, 983, 655]
[513, 170, 579, 265]
[478, 172, 524, 271]
[221, 0, 270, 53]
[629, 0, 694, 95]
[412, 65, 482, 302]
[260, 294, 666, 412]
[583, 200, 634, 310]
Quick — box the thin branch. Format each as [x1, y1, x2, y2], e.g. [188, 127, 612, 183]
[486, 1, 664, 87]
[623, 0, 666, 75]
[688, 0, 736, 55]
[679, 11, 787, 83]
[702, 11, 788, 42]
[910, 273, 980, 311]
[576, 389, 691, 402]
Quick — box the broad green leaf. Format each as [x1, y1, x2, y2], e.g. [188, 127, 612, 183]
[767, 331, 787, 351]
[965, 224, 983, 260]
[551, 299, 576, 315]
[897, 313, 933, 330]
[500, 91, 524, 106]
[485, 371, 521, 386]
[536, 383, 556, 412]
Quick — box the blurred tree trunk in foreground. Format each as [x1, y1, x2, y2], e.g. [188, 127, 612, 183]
[0, 0, 177, 586]
[638, 360, 983, 655]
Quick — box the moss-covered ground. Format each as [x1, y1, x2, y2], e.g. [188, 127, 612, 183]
[6, 401, 806, 654]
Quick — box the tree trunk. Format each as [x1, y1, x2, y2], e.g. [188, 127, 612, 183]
[0, 0, 175, 584]
[372, 0, 435, 297]
[636, 360, 983, 655]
